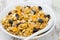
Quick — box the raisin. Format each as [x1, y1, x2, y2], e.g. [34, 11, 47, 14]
[27, 6, 30, 8]
[24, 6, 30, 8]
[8, 12, 12, 15]
[33, 27, 39, 33]
[15, 14, 19, 19]
[44, 14, 50, 18]
[14, 10, 18, 12]
[38, 6, 42, 10]
[38, 19, 44, 24]
[32, 10, 36, 14]
[16, 22, 23, 26]
[9, 20, 13, 24]
[20, 30, 23, 32]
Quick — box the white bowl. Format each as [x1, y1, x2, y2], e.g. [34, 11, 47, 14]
[0, 2, 55, 39]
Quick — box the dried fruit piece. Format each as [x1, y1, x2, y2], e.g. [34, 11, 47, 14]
[44, 14, 50, 18]
[38, 6, 42, 10]
[16, 22, 23, 26]
[33, 27, 39, 33]
[8, 12, 12, 15]
[9, 20, 13, 24]
[31, 10, 36, 14]
[38, 18, 44, 24]
[15, 14, 19, 19]
[27, 6, 30, 8]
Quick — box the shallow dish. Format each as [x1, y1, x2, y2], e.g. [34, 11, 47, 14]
[0, 2, 54, 39]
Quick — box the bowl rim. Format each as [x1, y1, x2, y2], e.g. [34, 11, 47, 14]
[0, 2, 55, 39]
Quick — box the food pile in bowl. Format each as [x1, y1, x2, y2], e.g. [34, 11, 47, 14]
[1, 6, 50, 37]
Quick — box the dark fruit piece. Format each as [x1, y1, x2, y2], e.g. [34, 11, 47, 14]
[8, 12, 12, 15]
[16, 22, 23, 26]
[33, 27, 39, 33]
[38, 6, 42, 10]
[14, 10, 18, 12]
[20, 9, 22, 12]
[27, 6, 30, 8]
[32, 10, 36, 14]
[44, 14, 50, 18]
[15, 14, 19, 19]
[24, 6, 30, 8]
[38, 19, 44, 24]
[9, 20, 13, 24]
[20, 30, 23, 32]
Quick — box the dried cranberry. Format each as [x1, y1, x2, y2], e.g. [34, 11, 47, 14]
[9, 20, 13, 24]
[38, 18, 44, 24]
[32, 10, 36, 14]
[44, 14, 50, 18]
[15, 14, 19, 19]
[16, 22, 23, 26]
[33, 27, 39, 33]
[38, 6, 42, 10]
[27, 6, 30, 8]
[8, 12, 12, 15]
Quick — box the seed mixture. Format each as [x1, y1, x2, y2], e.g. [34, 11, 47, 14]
[1, 6, 50, 37]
